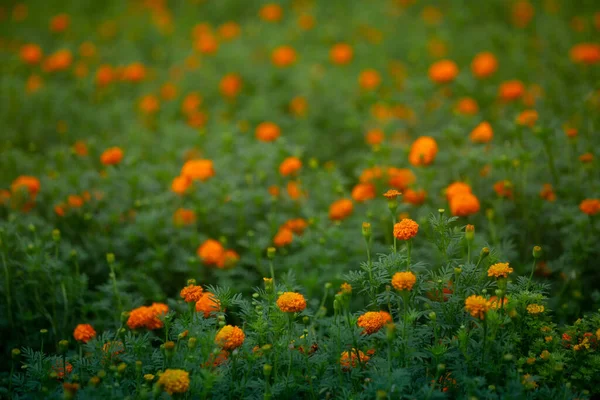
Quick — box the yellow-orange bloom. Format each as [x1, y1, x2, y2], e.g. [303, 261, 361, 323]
[73, 324, 96, 343]
[255, 122, 281, 142]
[340, 349, 370, 370]
[127, 303, 169, 330]
[100, 147, 123, 166]
[273, 228, 293, 247]
[455, 97, 479, 116]
[173, 208, 196, 226]
[471, 52, 498, 79]
[391, 271, 417, 291]
[470, 121, 493, 143]
[276, 292, 307, 313]
[50, 13, 70, 32]
[403, 189, 427, 206]
[539, 184, 556, 202]
[219, 74, 243, 98]
[215, 325, 245, 350]
[388, 168, 416, 190]
[449, 192, 480, 217]
[570, 43, 600, 65]
[20, 43, 43, 65]
[122, 62, 147, 82]
[271, 46, 297, 67]
[393, 219, 419, 240]
[465, 295, 489, 319]
[197, 239, 225, 266]
[283, 218, 308, 235]
[329, 199, 353, 221]
[516, 110, 538, 127]
[158, 369, 190, 395]
[351, 183, 376, 202]
[218, 21, 241, 41]
[499, 80, 525, 102]
[196, 292, 220, 317]
[365, 129, 385, 146]
[43, 49, 72, 72]
[171, 176, 192, 195]
[409, 136, 438, 166]
[11, 176, 40, 198]
[259, 4, 283, 22]
[527, 304, 545, 314]
[488, 262, 513, 279]
[428, 59, 459, 84]
[330, 43, 354, 65]
[579, 199, 600, 215]
[181, 159, 214, 181]
[358, 69, 381, 90]
[512, 1, 534, 28]
[180, 284, 203, 303]
[357, 311, 393, 334]
[279, 157, 302, 176]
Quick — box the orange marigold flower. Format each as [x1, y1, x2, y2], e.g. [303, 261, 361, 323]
[181, 159, 214, 181]
[215, 325, 245, 350]
[279, 157, 302, 176]
[516, 109, 538, 127]
[160, 82, 178, 101]
[72, 140, 88, 156]
[102, 341, 124, 358]
[330, 43, 354, 65]
[196, 292, 220, 317]
[50, 13, 70, 32]
[180, 284, 203, 303]
[488, 296, 509, 310]
[512, 1, 534, 28]
[540, 184, 556, 202]
[0, 190, 10, 206]
[171, 175, 192, 195]
[11, 176, 40, 198]
[449, 192, 480, 217]
[445, 182, 472, 201]
[218, 21, 240, 41]
[465, 295, 489, 319]
[283, 218, 308, 235]
[287, 181, 304, 200]
[357, 311, 392, 334]
[471, 52, 498, 79]
[73, 324, 96, 343]
[358, 69, 381, 90]
[527, 304, 545, 314]
[52, 361, 73, 379]
[181, 92, 203, 115]
[383, 189, 402, 200]
[329, 199, 353, 221]
[42, 49, 72, 72]
[428, 59, 459, 84]
[339, 282, 352, 294]
[268, 185, 280, 198]
[276, 292, 307, 313]
[365, 128, 385, 146]
[579, 152, 593, 163]
[26, 74, 44, 93]
[100, 147, 123, 166]
[388, 168, 416, 190]
[499, 80, 525, 102]
[259, 3, 283, 22]
[408, 136, 438, 166]
[493, 180, 513, 198]
[579, 199, 600, 215]
[393, 218, 419, 241]
[273, 228, 293, 247]
[95, 65, 114, 87]
[570, 43, 600, 65]
[197, 239, 225, 266]
[122, 62, 146, 82]
[403, 188, 426, 205]
[138, 94, 160, 114]
[289, 96, 308, 117]
[455, 97, 479, 116]
[340, 349, 370, 370]
[297, 13, 315, 30]
[470, 121, 494, 143]
[222, 249, 239, 269]
[271, 46, 297, 67]
[20, 43, 43, 65]
[127, 303, 169, 330]
[173, 208, 196, 226]
[351, 183, 376, 202]
[391, 271, 417, 291]
[68, 195, 84, 208]
[220, 73, 243, 98]
[158, 369, 190, 395]
[488, 262, 513, 279]
[256, 122, 281, 142]
[194, 33, 219, 55]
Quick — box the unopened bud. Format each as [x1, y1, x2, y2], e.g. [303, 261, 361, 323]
[429, 312, 436, 321]
[52, 229, 61, 242]
[533, 246, 542, 259]
[465, 225, 474, 241]
[362, 222, 372, 239]
[106, 253, 115, 264]
[267, 247, 276, 259]
[263, 364, 272, 377]
[11, 348, 20, 359]
[188, 337, 197, 349]
[480, 247, 490, 259]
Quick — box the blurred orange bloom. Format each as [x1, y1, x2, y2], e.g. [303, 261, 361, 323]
[260, 4, 283, 22]
[100, 147, 123, 166]
[471, 52, 498, 79]
[181, 159, 215, 181]
[329, 199, 353, 221]
[50, 13, 70, 33]
[358, 69, 381, 90]
[498, 80, 525, 102]
[470, 121, 494, 143]
[256, 122, 281, 142]
[330, 43, 354, 65]
[409, 136, 438, 166]
[20, 44, 43, 65]
[351, 183, 376, 202]
[570, 43, 600, 65]
[271, 46, 297, 67]
[219, 74, 243, 98]
[279, 157, 302, 177]
[428, 59, 459, 84]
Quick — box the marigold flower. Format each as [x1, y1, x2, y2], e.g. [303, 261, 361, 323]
[273, 228, 293, 247]
[539, 184, 556, 202]
[329, 199, 353, 221]
[522, 374, 538, 389]
[271, 46, 297, 67]
[276, 292, 307, 313]
[100, 147, 123, 166]
[351, 183, 376, 202]
[181, 159, 214, 181]
[403, 189, 426, 205]
[196, 292, 220, 317]
[218, 21, 240, 41]
[488, 262, 513, 279]
[158, 369, 190, 395]
[122, 62, 146, 82]
[256, 122, 281, 142]
[52, 361, 73, 379]
[26, 74, 44, 93]
[330, 43, 353, 65]
[516, 109, 538, 127]
[20, 43, 43, 65]
[408, 136, 438, 166]
[194, 33, 219, 55]
[388, 168, 416, 190]
[493, 180, 513, 198]
[160, 82, 178, 101]
[96, 65, 114, 87]
[512, 1, 534, 28]
[470, 121, 493, 143]
[297, 13, 315, 30]
[449, 192, 480, 217]
[393, 219, 419, 241]
[127, 303, 169, 330]
[579, 199, 600, 215]
[358, 69, 381, 90]
[357, 311, 393, 334]
[471, 52, 498, 79]
[465, 295, 490, 319]
[259, 3, 283, 22]
[279, 157, 302, 176]
[287, 181, 304, 200]
[102, 341, 124, 358]
[197, 239, 225, 266]
[579, 152, 593, 163]
[173, 208, 196, 226]
[383, 189, 402, 200]
[180, 284, 203, 303]
[43, 49, 73, 72]
[339, 282, 352, 294]
[498, 80, 525, 102]
[11, 176, 40, 198]
[428, 59, 459, 84]
[445, 182, 471, 201]
[527, 304, 545, 315]
[569, 43, 600, 65]
[365, 128, 384, 146]
[455, 97, 479, 115]
[219, 73, 243, 98]
[215, 325, 245, 350]
[50, 13, 70, 32]
[73, 324, 96, 343]
[391, 271, 417, 291]
[340, 349, 370, 370]
[283, 218, 308, 235]
[171, 175, 192, 195]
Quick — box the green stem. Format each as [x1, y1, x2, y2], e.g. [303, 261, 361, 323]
[406, 239, 412, 270]
[481, 319, 488, 368]
[1, 251, 14, 328]
[346, 311, 363, 369]
[402, 292, 409, 367]
[526, 259, 537, 292]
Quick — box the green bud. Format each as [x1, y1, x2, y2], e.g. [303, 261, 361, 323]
[533, 246, 542, 259]
[106, 253, 115, 264]
[428, 312, 436, 321]
[12, 348, 20, 359]
[52, 229, 61, 242]
[267, 247, 276, 259]
[58, 340, 69, 354]
[263, 364, 272, 377]
[188, 337, 197, 349]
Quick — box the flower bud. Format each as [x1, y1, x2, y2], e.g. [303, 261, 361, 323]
[252, 293, 260, 299]
[325, 282, 332, 289]
[117, 362, 127, 373]
[263, 364, 272, 378]
[465, 224, 474, 241]
[437, 364, 445, 372]
[97, 370, 107, 378]
[267, 247, 276, 259]
[362, 222, 372, 240]
[454, 267, 462, 275]
[28, 224, 36, 233]
[303, 316, 310, 326]
[263, 278, 273, 292]
[480, 247, 490, 259]
[376, 390, 387, 399]
[428, 312, 436, 321]
[89, 376, 100, 386]
[58, 340, 69, 354]
[386, 323, 396, 341]
[188, 337, 197, 349]
[52, 229, 61, 242]
[136, 361, 142, 372]
[106, 253, 115, 264]
[533, 246, 542, 259]
[12, 348, 20, 359]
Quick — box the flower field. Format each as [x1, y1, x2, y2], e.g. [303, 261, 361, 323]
[1, 0, 600, 398]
